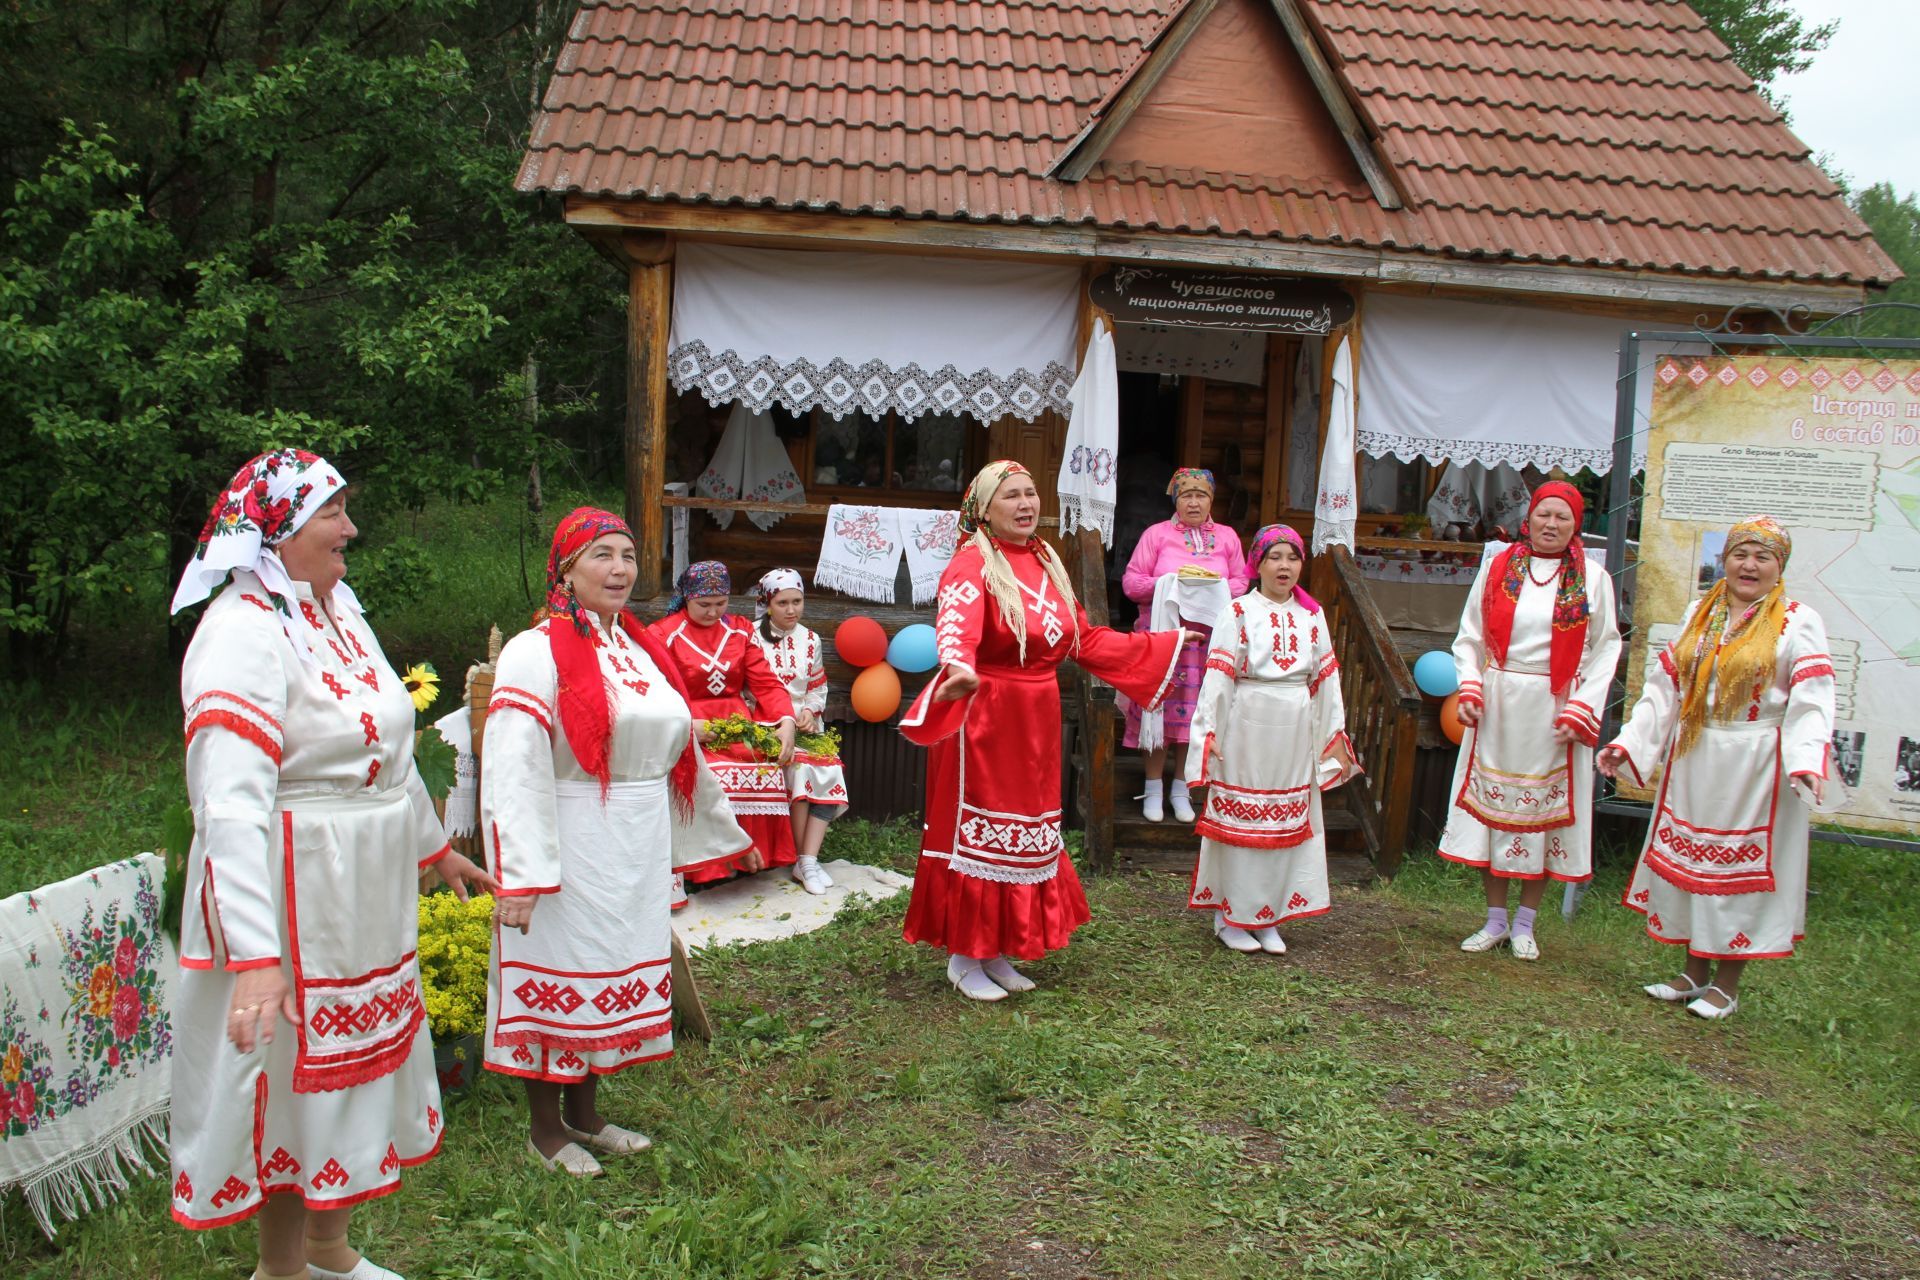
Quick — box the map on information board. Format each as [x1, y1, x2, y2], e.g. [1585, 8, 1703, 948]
[1631, 354, 1920, 837]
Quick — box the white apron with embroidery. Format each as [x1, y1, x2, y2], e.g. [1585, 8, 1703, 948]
[482, 618, 749, 1083]
[171, 572, 450, 1229]
[1611, 601, 1836, 959]
[750, 621, 849, 813]
[1438, 557, 1619, 881]
[1186, 593, 1349, 928]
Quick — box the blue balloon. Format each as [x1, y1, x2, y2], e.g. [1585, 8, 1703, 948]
[887, 623, 939, 673]
[1413, 650, 1458, 698]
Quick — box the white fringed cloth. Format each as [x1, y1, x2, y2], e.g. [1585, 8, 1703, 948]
[1059, 322, 1120, 548]
[669, 243, 1078, 426]
[0, 854, 175, 1236]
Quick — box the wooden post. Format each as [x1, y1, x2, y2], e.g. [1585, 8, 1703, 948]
[625, 239, 674, 601]
[1178, 375, 1206, 467]
[1260, 337, 1289, 525]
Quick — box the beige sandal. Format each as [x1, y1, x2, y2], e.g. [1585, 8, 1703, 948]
[527, 1138, 602, 1177]
[562, 1121, 652, 1156]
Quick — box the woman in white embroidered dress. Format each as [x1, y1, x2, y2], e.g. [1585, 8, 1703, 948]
[748, 569, 848, 895]
[1186, 525, 1358, 954]
[484, 509, 750, 1176]
[169, 450, 496, 1280]
[1598, 516, 1835, 1020]
[1439, 481, 1621, 962]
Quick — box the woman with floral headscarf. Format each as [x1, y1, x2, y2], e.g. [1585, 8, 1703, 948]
[483, 510, 750, 1176]
[1439, 481, 1621, 962]
[1118, 467, 1249, 822]
[1598, 517, 1836, 1019]
[748, 568, 848, 894]
[900, 461, 1195, 1000]
[648, 560, 800, 881]
[169, 450, 498, 1279]
[1186, 525, 1358, 954]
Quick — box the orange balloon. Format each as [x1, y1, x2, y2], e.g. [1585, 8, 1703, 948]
[835, 616, 889, 668]
[850, 662, 903, 723]
[1439, 692, 1465, 745]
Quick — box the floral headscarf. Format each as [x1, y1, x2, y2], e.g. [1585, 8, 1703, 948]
[1726, 514, 1792, 566]
[958, 460, 1030, 539]
[957, 460, 1082, 664]
[753, 568, 805, 619]
[538, 507, 633, 634]
[1247, 523, 1321, 613]
[1670, 515, 1794, 759]
[1166, 467, 1215, 498]
[170, 449, 353, 667]
[668, 560, 732, 616]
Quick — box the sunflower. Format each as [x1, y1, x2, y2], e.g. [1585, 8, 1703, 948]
[402, 662, 441, 713]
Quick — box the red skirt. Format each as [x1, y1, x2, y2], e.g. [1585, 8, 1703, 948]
[687, 742, 797, 883]
[902, 849, 1091, 961]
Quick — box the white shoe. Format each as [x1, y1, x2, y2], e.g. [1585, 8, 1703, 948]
[1460, 927, 1509, 953]
[947, 955, 1008, 1001]
[1142, 792, 1164, 822]
[309, 1260, 405, 1280]
[1169, 786, 1196, 823]
[1644, 976, 1710, 1003]
[792, 858, 832, 895]
[1686, 985, 1740, 1020]
[983, 956, 1037, 993]
[1510, 933, 1541, 962]
[1215, 920, 1261, 953]
[528, 1138, 602, 1178]
[561, 1120, 652, 1156]
[1252, 926, 1287, 954]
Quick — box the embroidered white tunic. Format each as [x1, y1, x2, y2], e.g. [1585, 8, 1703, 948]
[1610, 600, 1835, 960]
[749, 621, 849, 812]
[1184, 592, 1350, 928]
[481, 617, 749, 1083]
[171, 572, 449, 1229]
[1438, 557, 1621, 881]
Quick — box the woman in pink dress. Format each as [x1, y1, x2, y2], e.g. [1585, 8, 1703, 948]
[1118, 468, 1248, 823]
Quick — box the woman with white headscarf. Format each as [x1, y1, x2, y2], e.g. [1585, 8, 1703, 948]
[168, 449, 497, 1280]
[749, 568, 849, 894]
[901, 461, 1194, 1000]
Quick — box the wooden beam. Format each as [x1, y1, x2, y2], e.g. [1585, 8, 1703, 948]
[1264, 0, 1403, 210]
[1260, 337, 1288, 525]
[661, 494, 1060, 526]
[1048, 0, 1223, 182]
[627, 256, 672, 599]
[1178, 375, 1206, 467]
[563, 197, 1872, 314]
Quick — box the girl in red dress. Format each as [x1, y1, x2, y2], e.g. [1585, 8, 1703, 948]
[901, 461, 1192, 1000]
[648, 561, 799, 881]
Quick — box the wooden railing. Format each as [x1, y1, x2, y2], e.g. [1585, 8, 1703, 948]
[1060, 530, 1120, 871]
[1324, 545, 1423, 876]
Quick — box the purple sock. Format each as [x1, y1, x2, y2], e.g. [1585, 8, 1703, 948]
[1513, 906, 1538, 939]
[1485, 906, 1509, 936]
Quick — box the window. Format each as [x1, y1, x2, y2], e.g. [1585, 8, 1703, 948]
[805, 409, 971, 495]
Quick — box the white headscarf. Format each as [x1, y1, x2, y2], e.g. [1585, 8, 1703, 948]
[171, 449, 357, 665]
[753, 568, 805, 619]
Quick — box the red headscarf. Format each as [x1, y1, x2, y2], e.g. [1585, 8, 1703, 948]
[1481, 481, 1590, 696]
[540, 508, 698, 819]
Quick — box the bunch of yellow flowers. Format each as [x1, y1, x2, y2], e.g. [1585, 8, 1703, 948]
[703, 712, 785, 758]
[417, 890, 493, 1041]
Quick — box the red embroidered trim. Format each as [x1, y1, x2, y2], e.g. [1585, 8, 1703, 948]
[1789, 662, 1833, 687]
[1195, 818, 1313, 849]
[1204, 654, 1238, 679]
[1308, 649, 1339, 695]
[1658, 648, 1679, 685]
[491, 1018, 672, 1052]
[418, 844, 450, 870]
[488, 694, 553, 735]
[187, 690, 283, 730]
[185, 710, 284, 765]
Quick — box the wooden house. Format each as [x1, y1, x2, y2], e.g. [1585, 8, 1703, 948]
[515, 0, 1895, 872]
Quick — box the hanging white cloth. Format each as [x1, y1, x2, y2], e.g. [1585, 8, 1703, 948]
[1426, 462, 1533, 538]
[1059, 321, 1121, 548]
[669, 243, 1079, 425]
[1136, 573, 1233, 752]
[694, 404, 804, 531]
[1313, 336, 1358, 555]
[432, 706, 477, 838]
[1287, 339, 1321, 511]
[815, 505, 904, 604]
[1113, 322, 1266, 386]
[901, 508, 962, 606]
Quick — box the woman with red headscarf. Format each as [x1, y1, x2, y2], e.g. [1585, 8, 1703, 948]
[1439, 481, 1621, 961]
[901, 461, 1193, 1000]
[483, 510, 750, 1177]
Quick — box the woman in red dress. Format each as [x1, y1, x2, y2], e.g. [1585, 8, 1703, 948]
[902, 461, 1191, 1000]
[648, 561, 798, 882]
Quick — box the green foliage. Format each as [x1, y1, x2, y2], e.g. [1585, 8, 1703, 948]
[1690, 0, 1836, 96]
[0, 0, 623, 673]
[1849, 184, 1920, 338]
[411, 723, 457, 801]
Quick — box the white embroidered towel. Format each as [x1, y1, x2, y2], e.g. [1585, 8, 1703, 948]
[1058, 321, 1120, 547]
[1313, 335, 1358, 556]
[432, 706, 477, 839]
[694, 403, 804, 531]
[901, 508, 962, 605]
[1134, 573, 1230, 752]
[815, 505, 904, 604]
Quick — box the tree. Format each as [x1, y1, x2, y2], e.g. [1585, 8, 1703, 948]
[1848, 184, 1920, 339]
[0, 2, 626, 672]
[1690, 0, 1836, 98]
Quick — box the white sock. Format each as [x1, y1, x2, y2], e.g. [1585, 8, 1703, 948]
[1170, 780, 1189, 798]
[1144, 778, 1165, 802]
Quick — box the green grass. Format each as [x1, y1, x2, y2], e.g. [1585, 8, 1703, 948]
[4, 495, 1917, 1277]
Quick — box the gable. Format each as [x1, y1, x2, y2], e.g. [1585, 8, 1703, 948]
[1100, 0, 1364, 190]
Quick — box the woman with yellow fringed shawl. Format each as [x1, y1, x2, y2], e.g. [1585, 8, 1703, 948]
[1599, 516, 1839, 1020]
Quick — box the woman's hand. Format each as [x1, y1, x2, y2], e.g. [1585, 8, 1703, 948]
[775, 718, 796, 766]
[1551, 723, 1581, 746]
[1595, 745, 1628, 780]
[227, 967, 300, 1054]
[932, 666, 979, 703]
[1456, 697, 1481, 728]
[494, 896, 537, 934]
[433, 850, 502, 903]
[1792, 771, 1825, 805]
[743, 846, 766, 873]
[794, 708, 819, 735]
[1325, 737, 1358, 785]
[1177, 628, 1203, 648]
[695, 719, 715, 745]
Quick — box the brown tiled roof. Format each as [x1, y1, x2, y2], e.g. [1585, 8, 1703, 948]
[519, 0, 1897, 288]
